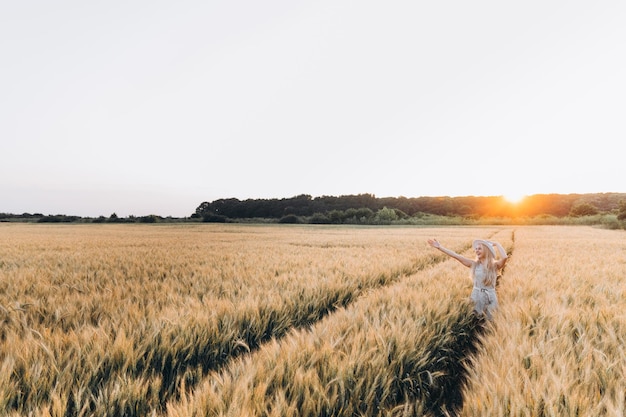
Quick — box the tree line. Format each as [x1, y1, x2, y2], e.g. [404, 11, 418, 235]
[0, 212, 174, 224]
[3, 192, 625, 225]
[192, 193, 626, 224]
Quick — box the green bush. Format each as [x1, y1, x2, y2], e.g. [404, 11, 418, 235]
[278, 214, 301, 224]
[617, 200, 626, 221]
[309, 213, 330, 224]
[374, 207, 398, 224]
[203, 214, 227, 223]
[139, 215, 160, 223]
[569, 203, 598, 217]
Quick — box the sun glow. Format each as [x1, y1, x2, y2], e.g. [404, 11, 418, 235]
[502, 193, 527, 204]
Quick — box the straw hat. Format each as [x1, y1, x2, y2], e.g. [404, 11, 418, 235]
[473, 239, 496, 257]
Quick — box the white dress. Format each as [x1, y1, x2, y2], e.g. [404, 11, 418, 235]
[470, 262, 498, 320]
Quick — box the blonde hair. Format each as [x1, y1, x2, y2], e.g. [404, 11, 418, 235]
[471, 243, 498, 287]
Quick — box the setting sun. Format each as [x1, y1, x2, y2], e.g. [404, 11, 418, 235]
[503, 193, 527, 204]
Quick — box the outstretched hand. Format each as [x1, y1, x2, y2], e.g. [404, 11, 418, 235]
[427, 239, 440, 249]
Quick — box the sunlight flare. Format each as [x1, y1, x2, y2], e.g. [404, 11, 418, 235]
[502, 193, 527, 204]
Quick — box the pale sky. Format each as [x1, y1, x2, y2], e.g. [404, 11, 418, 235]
[2, 1, 625, 217]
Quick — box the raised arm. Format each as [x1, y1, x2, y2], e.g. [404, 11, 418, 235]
[491, 240, 508, 269]
[427, 239, 473, 268]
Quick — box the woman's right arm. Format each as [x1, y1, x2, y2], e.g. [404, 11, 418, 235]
[427, 239, 473, 267]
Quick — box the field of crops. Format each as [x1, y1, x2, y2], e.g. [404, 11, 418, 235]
[0, 223, 624, 416]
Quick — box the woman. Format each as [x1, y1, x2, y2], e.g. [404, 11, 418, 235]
[427, 238, 508, 320]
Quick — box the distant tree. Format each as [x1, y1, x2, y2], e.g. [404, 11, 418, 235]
[193, 201, 211, 218]
[38, 215, 79, 223]
[374, 207, 398, 224]
[457, 204, 473, 217]
[355, 207, 374, 222]
[393, 208, 408, 219]
[569, 202, 598, 217]
[617, 200, 626, 221]
[278, 214, 301, 224]
[343, 208, 359, 222]
[203, 214, 228, 223]
[139, 215, 159, 223]
[309, 213, 330, 224]
[328, 210, 344, 224]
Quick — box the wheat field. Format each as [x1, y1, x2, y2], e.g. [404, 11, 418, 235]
[0, 223, 624, 416]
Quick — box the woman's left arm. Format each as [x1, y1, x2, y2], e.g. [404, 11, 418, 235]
[491, 241, 508, 269]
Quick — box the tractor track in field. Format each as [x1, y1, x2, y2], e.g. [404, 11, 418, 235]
[77, 245, 449, 414]
[164, 234, 512, 414]
[414, 231, 513, 416]
[87, 233, 513, 416]
[412, 313, 491, 417]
